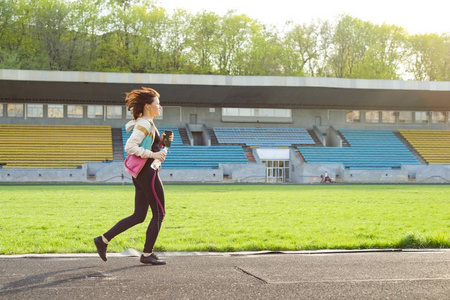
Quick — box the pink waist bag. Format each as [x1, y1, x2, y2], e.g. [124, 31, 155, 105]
[124, 134, 152, 178]
[124, 155, 147, 178]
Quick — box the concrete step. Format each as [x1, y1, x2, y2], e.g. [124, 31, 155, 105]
[208, 129, 220, 146]
[243, 146, 256, 162]
[336, 130, 351, 147]
[294, 148, 306, 163]
[178, 128, 191, 146]
[111, 128, 124, 160]
[307, 129, 323, 146]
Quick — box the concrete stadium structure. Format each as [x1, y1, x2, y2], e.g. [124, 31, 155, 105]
[1, 69, 449, 183]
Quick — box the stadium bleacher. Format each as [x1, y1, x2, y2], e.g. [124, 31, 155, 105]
[3, 124, 444, 171]
[399, 130, 450, 164]
[298, 129, 421, 169]
[0, 124, 113, 167]
[213, 127, 315, 146]
[122, 126, 249, 169]
[162, 146, 248, 169]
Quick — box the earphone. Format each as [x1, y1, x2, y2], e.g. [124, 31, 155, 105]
[147, 105, 151, 108]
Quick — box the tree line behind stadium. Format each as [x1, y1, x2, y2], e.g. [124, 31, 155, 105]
[1, 0, 449, 81]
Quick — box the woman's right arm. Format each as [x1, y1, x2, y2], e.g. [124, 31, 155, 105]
[125, 122, 153, 158]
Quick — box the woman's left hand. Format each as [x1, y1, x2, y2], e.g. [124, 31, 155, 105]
[161, 133, 174, 142]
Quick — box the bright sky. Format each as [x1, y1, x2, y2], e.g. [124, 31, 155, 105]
[158, 0, 449, 35]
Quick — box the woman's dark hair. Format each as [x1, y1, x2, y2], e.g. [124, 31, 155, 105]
[125, 87, 160, 120]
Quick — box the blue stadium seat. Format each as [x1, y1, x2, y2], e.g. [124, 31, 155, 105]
[298, 129, 421, 169]
[213, 127, 315, 146]
[162, 146, 248, 169]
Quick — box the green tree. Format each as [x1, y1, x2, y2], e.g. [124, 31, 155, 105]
[216, 11, 255, 75]
[31, 0, 73, 70]
[91, 0, 169, 73]
[186, 11, 220, 74]
[328, 15, 371, 78]
[0, 0, 18, 68]
[326, 15, 406, 79]
[350, 24, 407, 79]
[163, 9, 191, 73]
[407, 33, 450, 81]
[0, 0, 14, 47]
[0, 0, 46, 69]
[65, 0, 102, 70]
[243, 24, 284, 76]
[130, 2, 168, 73]
[283, 21, 328, 76]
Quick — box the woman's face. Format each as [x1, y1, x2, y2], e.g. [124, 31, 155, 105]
[148, 98, 162, 117]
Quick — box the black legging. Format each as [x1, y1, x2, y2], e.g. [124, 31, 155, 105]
[104, 160, 165, 253]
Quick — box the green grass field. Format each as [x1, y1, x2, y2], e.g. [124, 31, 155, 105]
[1, 184, 449, 254]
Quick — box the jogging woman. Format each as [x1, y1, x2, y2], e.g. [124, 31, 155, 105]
[94, 87, 172, 265]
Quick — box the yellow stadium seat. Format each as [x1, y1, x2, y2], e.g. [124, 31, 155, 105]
[0, 125, 113, 168]
[399, 130, 450, 164]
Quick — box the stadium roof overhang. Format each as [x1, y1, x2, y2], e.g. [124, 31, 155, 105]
[1, 69, 450, 111]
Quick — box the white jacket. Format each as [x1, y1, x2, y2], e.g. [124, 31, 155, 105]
[124, 116, 157, 158]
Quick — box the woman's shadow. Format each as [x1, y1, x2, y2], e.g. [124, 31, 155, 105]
[0, 262, 145, 296]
